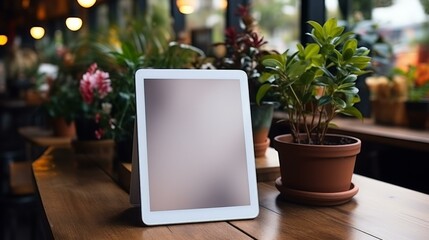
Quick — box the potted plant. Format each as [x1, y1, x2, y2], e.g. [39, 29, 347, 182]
[365, 74, 408, 126]
[395, 63, 429, 129]
[42, 44, 81, 138]
[262, 18, 371, 205]
[95, 10, 204, 163]
[70, 62, 116, 168]
[44, 78, 79, 137]
[212, 5, 277, 157]
[42, 34, 113, 138]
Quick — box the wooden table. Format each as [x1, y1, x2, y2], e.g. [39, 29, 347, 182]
[18, 126, 72, 160]
[33, 147, 429, 240]
[19, 125, 280, 183]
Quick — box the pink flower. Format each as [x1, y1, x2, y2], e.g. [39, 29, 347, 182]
[79, 63, 112, 104]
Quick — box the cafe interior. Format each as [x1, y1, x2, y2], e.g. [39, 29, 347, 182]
[1, 0, 429, 239]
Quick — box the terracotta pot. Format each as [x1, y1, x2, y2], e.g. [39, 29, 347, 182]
[253, 138, 270, 158]
[25, 89, 47, 106]
[251, 102, 274, 157]
[51, 117, 76, 138]
[405, 100, 429, 130]
[274, 134, 361, 193]
[371, 99, 407, 126]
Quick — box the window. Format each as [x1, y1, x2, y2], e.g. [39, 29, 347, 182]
[252, 0, 300, 53]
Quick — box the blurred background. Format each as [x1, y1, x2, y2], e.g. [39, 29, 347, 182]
[1, 1, 429, 239]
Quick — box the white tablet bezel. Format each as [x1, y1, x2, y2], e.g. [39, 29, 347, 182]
[134, 69, 259, 226]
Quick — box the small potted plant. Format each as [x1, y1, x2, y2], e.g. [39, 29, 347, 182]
[262, 18, 371, 205]
[95, 12, 205, 162]
[365, 74, 408, 126]
[71, 63, 116, 168]
[395, 63, 429, 129]
[42, 45, 82, 138]
[212, 5, 277, 157]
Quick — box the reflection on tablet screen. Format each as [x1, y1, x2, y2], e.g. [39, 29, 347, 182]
[144, 79, 250, 211]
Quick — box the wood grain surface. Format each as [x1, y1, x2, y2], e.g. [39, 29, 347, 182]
[33, 147, 429, 240]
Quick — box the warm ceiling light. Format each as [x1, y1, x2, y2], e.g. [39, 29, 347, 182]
[176, 0, 196, 14]
[66, 17, 83, 31]
[30, 26, 45, 40]
[220, 0, 228, 10]
[22, 0, 31, 9]
[0, 35, 8, 45]
[77, 0, 96, 8]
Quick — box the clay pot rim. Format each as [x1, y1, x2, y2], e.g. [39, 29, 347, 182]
[253, 137, 270, 147]
[274, 133, 361, 148]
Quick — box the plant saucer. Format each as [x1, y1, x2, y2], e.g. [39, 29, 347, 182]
[275, 177, 359, 206]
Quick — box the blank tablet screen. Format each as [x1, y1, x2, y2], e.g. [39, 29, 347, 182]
[134, 69, 258, 225]
[144, 78, 250, 211]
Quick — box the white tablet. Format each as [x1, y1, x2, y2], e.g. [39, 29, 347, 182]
[133, 69, 259, 225]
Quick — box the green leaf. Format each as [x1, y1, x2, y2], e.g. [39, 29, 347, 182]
[256, 84, 272, 105]
[304, 43, 320, 60]
[342, 48, 354, 61]
[299, 70, 316, 85]
[332, 49, 342, 63]
[288, 60, 309, 78]
[333, 31, 354, 46]
[342, 75, 357, 83]
[336, 86, 359, 95]
[319, 95, 332, 106]
[333, 97, 347, 108]
[356, 47, 370, 56]
[350, 56, 371, 63]
[343, 39, 357, 53]
[297, 43, 305, 53]
[307, 20, 324, 39]
[320, 44, 335, 56]
[262, 58, 283, 70]
[323, 18, 338, 36]
[338, 82, 355, 89]
[315, 75, 334, 86]
[331, 26, 345, 38]
[349, 56, 371, 69]
[341, 106, 363, 120]
[311, 54, 324, 66]
[351, 94, 361, 104]
[307, 32, 323, 45]
[259, 72, 275, 84]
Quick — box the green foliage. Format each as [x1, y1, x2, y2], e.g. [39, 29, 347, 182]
[393, 66, 429, 102]
[94, 11, 204, 141]
[42, 36, 107, 123]
[44, 6, 204, 142]
[262, 18, 371, 144]
[213, 5, 276, 105]
[44, 76, 80, 123]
